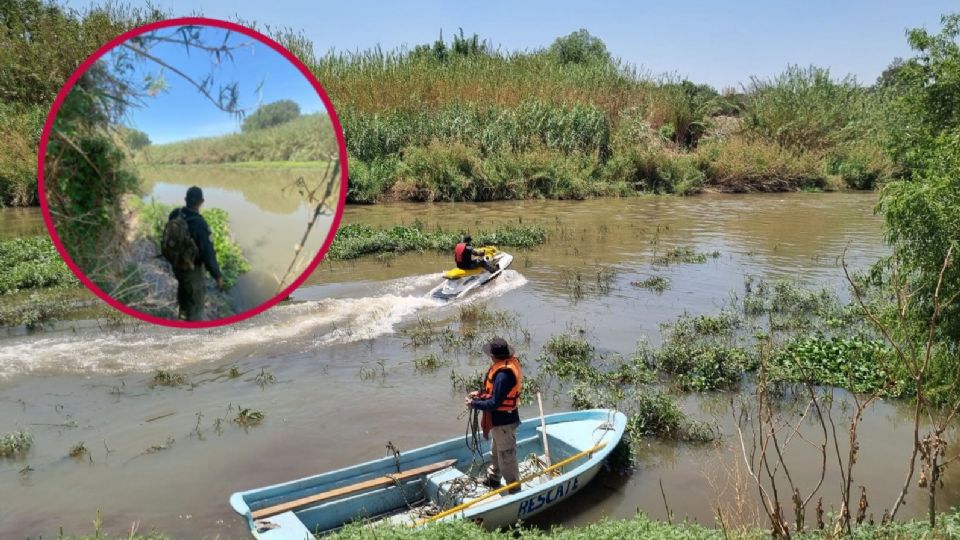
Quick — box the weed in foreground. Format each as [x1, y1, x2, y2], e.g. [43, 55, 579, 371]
[233, 408, 265, 427]
[631, 275, 670, 293]
[150, 369, 186, 387]
[0, 429, 33, 458]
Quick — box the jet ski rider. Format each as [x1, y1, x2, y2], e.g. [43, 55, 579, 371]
[454, 235, 498, 274]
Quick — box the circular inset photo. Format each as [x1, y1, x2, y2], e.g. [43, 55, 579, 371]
[39, 18, 347, 327]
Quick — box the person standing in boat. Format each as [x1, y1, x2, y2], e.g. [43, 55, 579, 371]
[465, 337, 523, 493]
[454, 235, 498, 274]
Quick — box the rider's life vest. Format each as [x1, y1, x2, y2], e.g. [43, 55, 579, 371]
[483, 357, 522, 412]
[454, 242, 467, 263]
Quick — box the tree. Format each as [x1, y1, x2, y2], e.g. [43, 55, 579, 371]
[118, 126, 150, 150]
[241, 99, 301, 132]
[548, 29, 611, 66]
[878, 13, 960, 344]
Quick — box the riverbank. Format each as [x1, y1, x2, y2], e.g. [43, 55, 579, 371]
[0, 4, 898, 209]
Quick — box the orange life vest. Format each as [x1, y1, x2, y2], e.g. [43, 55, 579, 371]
[454, 242, 467, 263]
[482, 357, 522, 412]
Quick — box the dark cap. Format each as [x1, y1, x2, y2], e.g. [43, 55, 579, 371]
[185, 186, 204, 207]
[482, 337, 514, 360]
[463, 235, 472, 243]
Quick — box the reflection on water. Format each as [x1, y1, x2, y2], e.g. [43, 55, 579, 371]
[0, 207, 44, 238]
[139, 165, 337, 311]
[4, 193, 950, 540]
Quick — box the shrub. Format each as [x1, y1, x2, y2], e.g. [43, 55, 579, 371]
[696, 135, 826, 191]
[241, 100, 301, 132]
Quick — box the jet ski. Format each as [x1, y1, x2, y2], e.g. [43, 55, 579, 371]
[430, 246, 513, 300]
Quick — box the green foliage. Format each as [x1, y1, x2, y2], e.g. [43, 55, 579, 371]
[883, 14, 960, 171]
[0, 429, 33, 458]
[413, 353, 449, 373]
[743, 65, 874, 153]
[626, 392, 715, 442]
[0, 1, 164, 207]
[117, 126, 151, 150]
[653, 247, 712, 266]
[327, 221, 546, 260]
[601, 147, 704, 194]
[770, 335, 904, 396]
[347, 156, 399, 203]
[410, 29, 491, 63]
[654, 341, 749, 392]
[696, 135, 827, 192]
[0, 287, 81, 328]
[877, 15, 960, 345]
[548, 29, 612, 66]
[342, 100, 611, 162]
[241, 99, 301, 132]
[630, 275, 670, 293]
[0, 236, 77, 294]
[137, 201, 251, 288]
[538, 333, 596, 380]
[826, 142, 893, 190]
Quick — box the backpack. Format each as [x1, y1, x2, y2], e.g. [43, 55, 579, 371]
[162, 208, 200, 271]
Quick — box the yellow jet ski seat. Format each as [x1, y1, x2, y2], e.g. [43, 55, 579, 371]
[443, 267, 485, 280]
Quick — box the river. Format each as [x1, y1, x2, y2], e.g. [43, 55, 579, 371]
[1, 193, 954, 538]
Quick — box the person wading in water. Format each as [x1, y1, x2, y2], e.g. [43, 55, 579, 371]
[465, 337, 523, 493]
[162, 186, 223, 321]
[454, 235, 497, 274]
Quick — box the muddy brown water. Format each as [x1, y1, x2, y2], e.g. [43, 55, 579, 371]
[1, 193, 954, 539]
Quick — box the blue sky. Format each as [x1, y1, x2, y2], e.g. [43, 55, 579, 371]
[71, 1, 956, 142]
[106, 26, 325, 144]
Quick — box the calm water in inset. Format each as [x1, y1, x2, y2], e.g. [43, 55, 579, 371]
[4, 193, 952, 539]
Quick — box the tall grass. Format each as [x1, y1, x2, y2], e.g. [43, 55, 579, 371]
[4, 7, 900, 206]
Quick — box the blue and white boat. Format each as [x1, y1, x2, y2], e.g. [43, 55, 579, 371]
[229, 409, 627, 538]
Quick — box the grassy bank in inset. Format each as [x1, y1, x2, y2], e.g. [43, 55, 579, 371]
[135, 114, 336, 165]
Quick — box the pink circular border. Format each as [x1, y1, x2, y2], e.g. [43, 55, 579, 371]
[37, 17, 349, 329]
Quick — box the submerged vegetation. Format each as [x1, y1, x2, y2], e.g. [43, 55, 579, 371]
[0, 236, 76, 294]
[0, 429, 34, 458]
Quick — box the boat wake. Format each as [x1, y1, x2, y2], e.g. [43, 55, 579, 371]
[0, 270, 528, 377]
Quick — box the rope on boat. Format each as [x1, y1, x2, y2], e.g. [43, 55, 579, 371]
[414, 441, 609, 526]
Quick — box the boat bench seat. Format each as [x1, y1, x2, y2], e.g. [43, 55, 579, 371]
[254, 510, 313, 540]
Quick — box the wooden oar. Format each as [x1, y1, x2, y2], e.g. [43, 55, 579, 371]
[537, 392, 552, 467]
[252, 459, 456, 519]
[414, 442, 607, 526]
